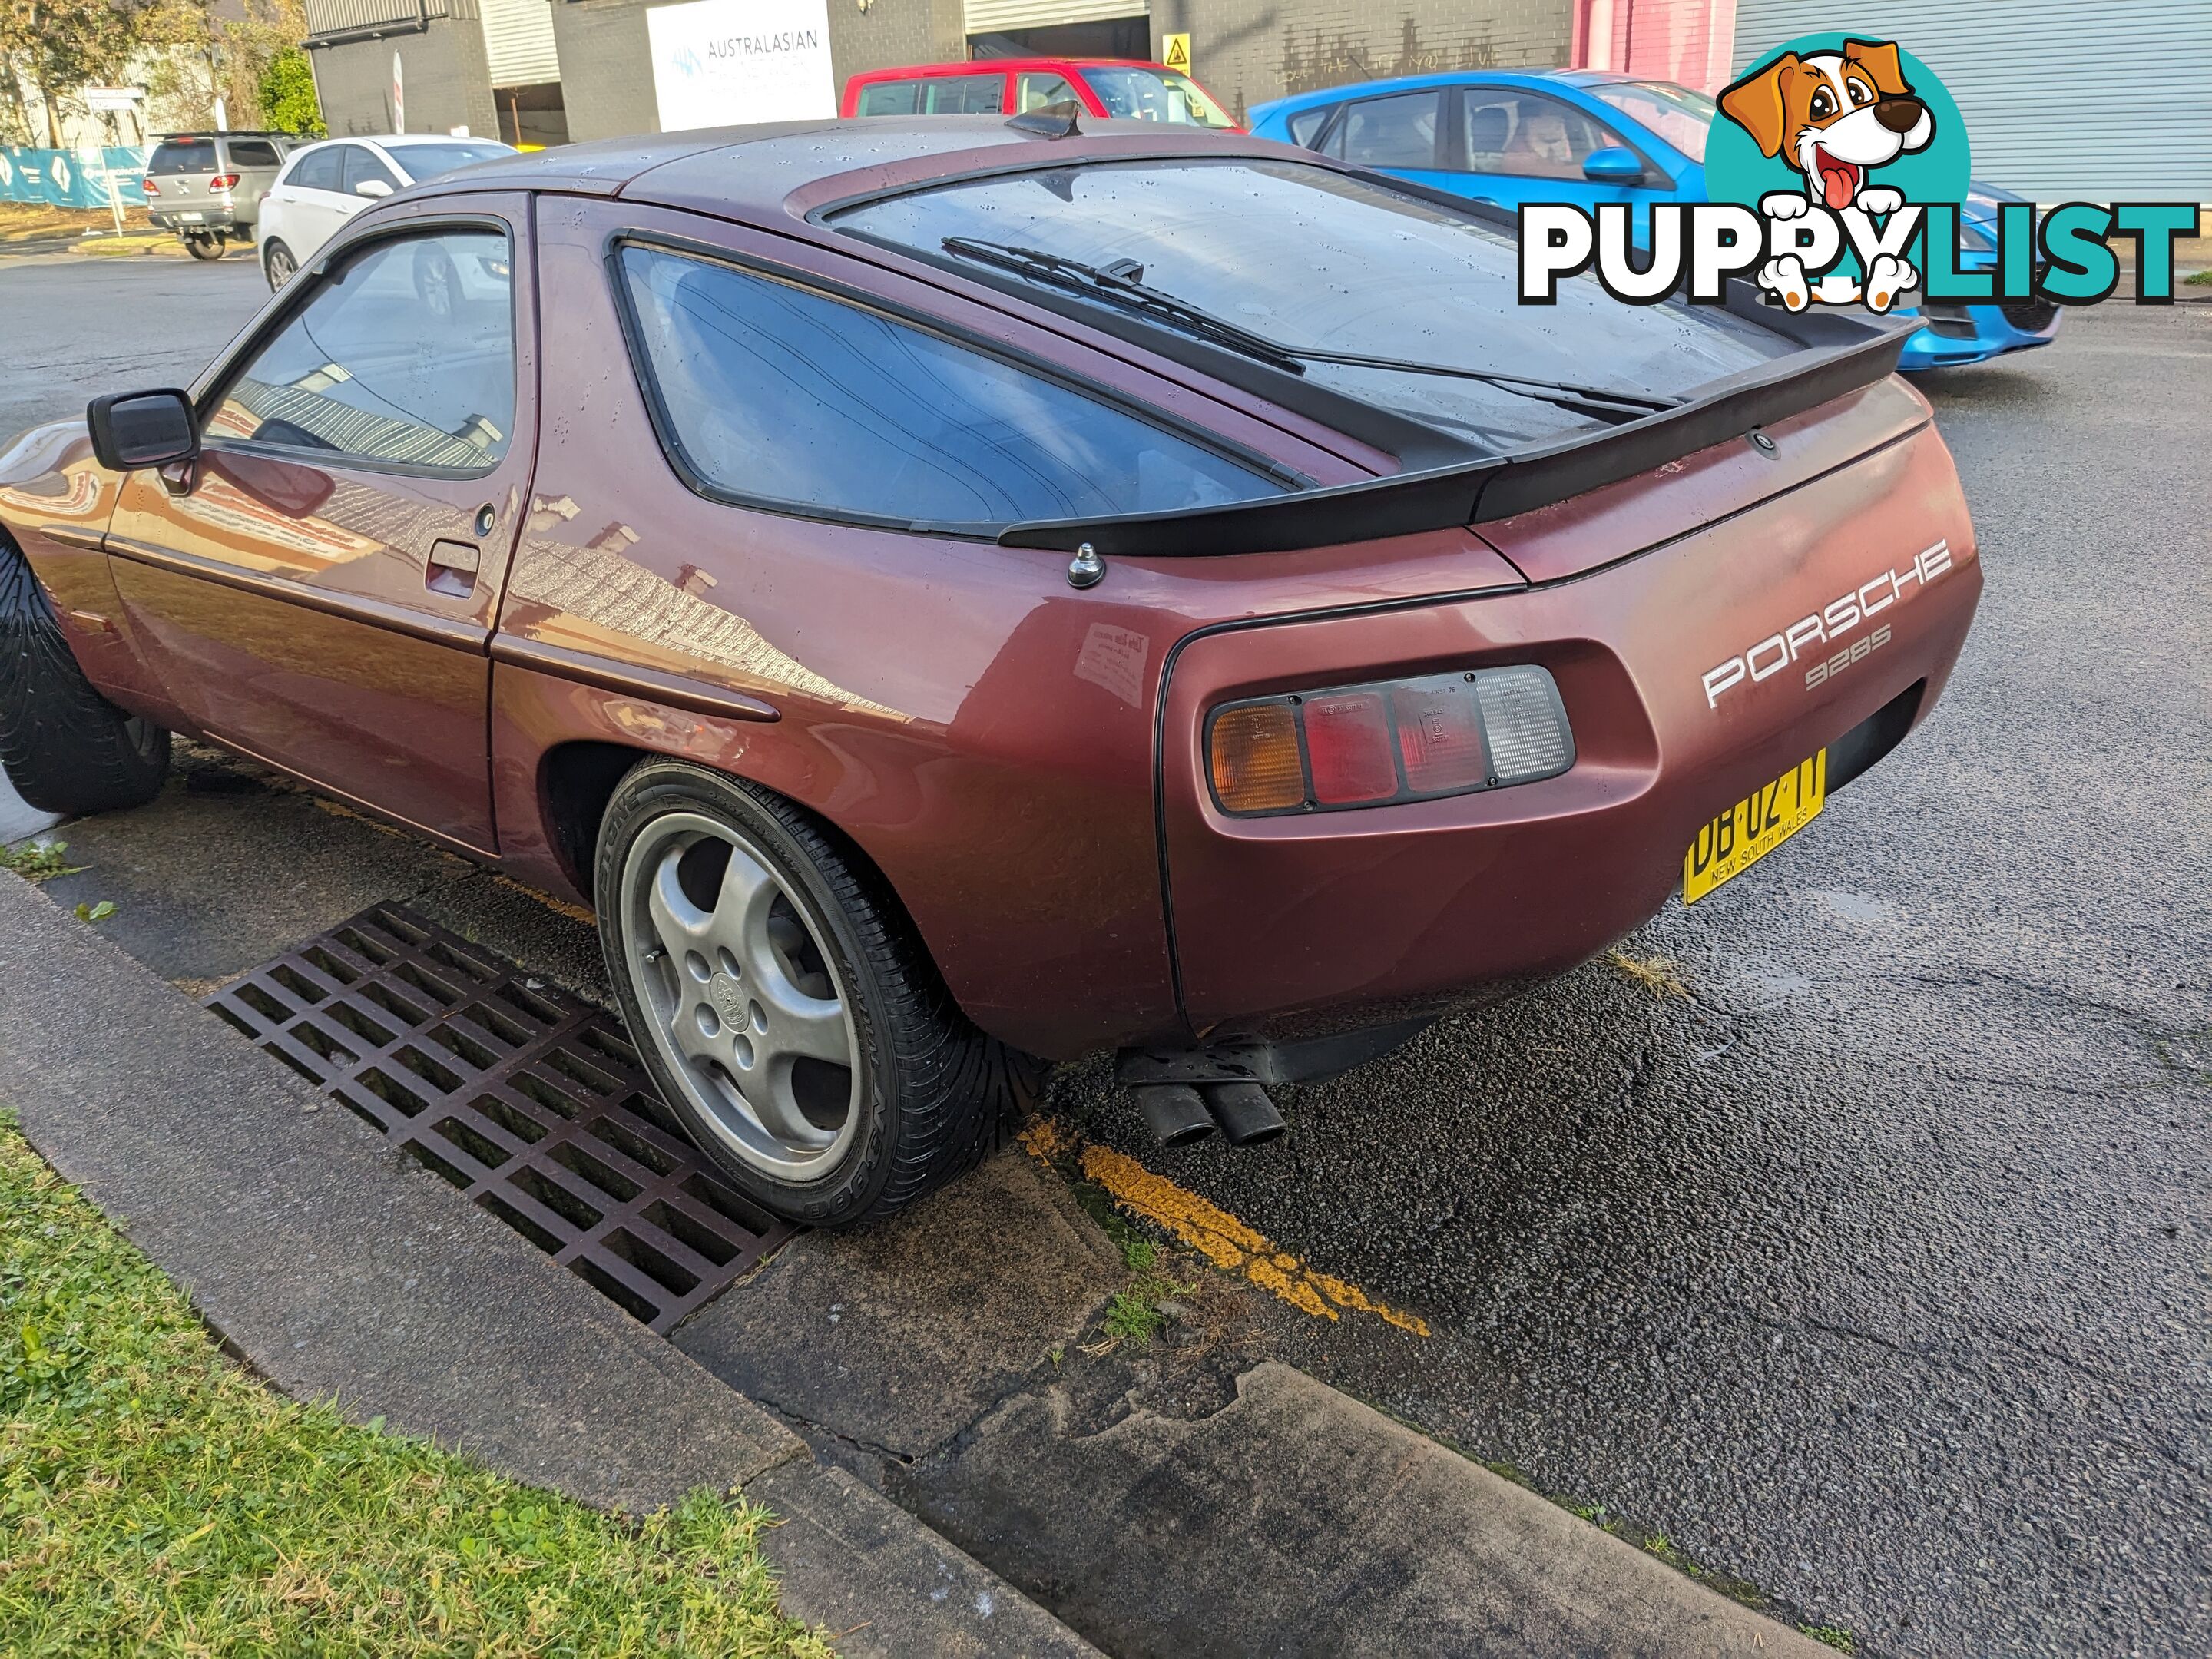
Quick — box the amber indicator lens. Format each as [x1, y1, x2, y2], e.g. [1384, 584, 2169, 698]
[1209, 700, 1306, 813]
[1302, 690, 1397, 804]
[1207, 667, 1572, 817]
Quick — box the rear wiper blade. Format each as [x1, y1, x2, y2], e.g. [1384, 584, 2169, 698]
[939, 236, 1682, 425]
[941, 237, 1307, 373]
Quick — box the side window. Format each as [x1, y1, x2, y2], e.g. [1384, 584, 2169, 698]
[856, 81, 920, 116]
[227, 139, 281, 168]
[615, 245, 1283, 528]
[290, 146, 346, 192]
[343, 146, 402, 194]
[1016, 72, 1075, 113]
[1336, 92, 1442, 168]
[923, 74, 1005, 114]
[1286, 106, 1332, 149]
[206, 230, 515, 472]
[1463, 91, 1627, 178]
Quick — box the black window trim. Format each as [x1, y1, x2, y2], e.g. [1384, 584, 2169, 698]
[192, 209, 521, 483]
[603, 226, 1306, 539]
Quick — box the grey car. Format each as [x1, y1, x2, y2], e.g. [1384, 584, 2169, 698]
[141, 131, 299, 260]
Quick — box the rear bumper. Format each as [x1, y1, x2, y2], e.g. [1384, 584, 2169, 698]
[1160, 422, 1981, 1041]
[148, 207, 245, 233]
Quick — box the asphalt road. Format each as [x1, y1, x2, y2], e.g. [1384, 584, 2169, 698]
[0, 245, 268, 442]
[3, 253, 2206, 1657]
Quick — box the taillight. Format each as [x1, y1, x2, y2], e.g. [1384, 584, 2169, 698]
[1207, 666, 1573, 817]
[141, 177, 157, 196]
[208, 173, 240, 191]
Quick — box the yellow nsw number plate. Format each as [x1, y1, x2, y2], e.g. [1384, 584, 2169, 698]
[1683, 750, 1827, 903]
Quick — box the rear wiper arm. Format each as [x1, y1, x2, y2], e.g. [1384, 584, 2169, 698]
[941, 237, 1307, 373]
[939, 236, 1682, 425]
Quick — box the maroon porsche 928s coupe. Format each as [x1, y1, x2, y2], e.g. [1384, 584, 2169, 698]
[0, 114, 1980, 1227]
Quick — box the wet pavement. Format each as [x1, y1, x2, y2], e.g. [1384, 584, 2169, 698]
[5, 260, 2207, 1657]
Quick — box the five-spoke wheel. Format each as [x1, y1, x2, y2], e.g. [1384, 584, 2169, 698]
[620, 810, 859, 1181]
[595, 760, 1041, 1227]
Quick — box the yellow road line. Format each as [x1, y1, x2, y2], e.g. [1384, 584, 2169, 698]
[1022, 1118, 1430, 1338]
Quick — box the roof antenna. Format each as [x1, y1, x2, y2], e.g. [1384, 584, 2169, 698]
[1005, 99, 1082, 138]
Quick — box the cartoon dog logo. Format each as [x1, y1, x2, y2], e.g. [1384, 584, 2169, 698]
[1719, 39, 1933, 312]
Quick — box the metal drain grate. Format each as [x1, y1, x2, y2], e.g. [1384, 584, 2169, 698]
[204, 903, 796, 1333]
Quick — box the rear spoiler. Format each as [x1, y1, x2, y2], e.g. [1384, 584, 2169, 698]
[998, 292, 1916, 558]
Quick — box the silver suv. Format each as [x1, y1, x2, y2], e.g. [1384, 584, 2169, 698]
[141, 132, 299, 261]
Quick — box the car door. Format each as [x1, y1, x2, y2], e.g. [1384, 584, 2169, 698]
[1451, 88, 1672, 234]
[343, 143, 403, 211]
[101, 201, 538, 852]
[276, 144, 353, 259]
[1316, 90, 1458, 197]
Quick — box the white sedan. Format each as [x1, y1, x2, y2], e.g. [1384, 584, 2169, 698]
[257, 134, 515, 290]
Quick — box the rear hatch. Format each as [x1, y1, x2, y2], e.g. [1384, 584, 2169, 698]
[822, 147, 1921, 572]
[145, 136, 224, 214]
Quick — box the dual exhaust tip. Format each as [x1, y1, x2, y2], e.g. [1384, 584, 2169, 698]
[1131, 1081, 1285, 1148]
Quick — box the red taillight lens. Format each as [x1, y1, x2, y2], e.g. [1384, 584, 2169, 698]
[141, 177, 157, 196]
[1301, 690, 1396, 805]
[208, 173, 240, 191]
[1206, 667, 1572, 817]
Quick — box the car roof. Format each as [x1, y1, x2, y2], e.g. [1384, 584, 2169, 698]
[847, 58, 1171, 79]
[404, 117, 1270, 213]
[1250, 68, 1648, 123]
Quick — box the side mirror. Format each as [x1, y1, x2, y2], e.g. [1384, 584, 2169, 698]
[1582, 146, 1646, 185]
[86, 389, 199, 473]
[354, 179, 393, 199]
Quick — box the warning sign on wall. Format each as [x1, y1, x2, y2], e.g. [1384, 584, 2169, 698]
[1161, 33, 1190, 74]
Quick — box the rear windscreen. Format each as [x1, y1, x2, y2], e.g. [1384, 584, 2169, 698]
[834, 157, 1789, 450]
[147, 139, 216, 174]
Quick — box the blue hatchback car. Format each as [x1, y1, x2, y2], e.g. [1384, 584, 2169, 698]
[1247, 69, 2058, 372]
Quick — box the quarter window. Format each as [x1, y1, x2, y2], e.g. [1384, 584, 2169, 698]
[206, 230, 515, 472]
[616, 245, 1283, 530]
[1286, 107, 1331, 148]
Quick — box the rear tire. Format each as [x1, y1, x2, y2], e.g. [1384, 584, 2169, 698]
[0, 530, 170, 816]
[185, 237, 224, 261]
[263, 239, 296, 290]
[595, 759, 1041, 1228]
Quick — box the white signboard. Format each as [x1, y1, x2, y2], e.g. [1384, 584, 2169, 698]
[83, 88, 145, 112]
[646, 0, 836, 132]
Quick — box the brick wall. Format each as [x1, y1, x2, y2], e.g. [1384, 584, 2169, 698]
[552, 0, 969, 142]
[1145, 0, 1577, 125]
[310, 13, 502, 140]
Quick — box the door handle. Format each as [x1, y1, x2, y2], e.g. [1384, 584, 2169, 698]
[426, 538, 480, 598]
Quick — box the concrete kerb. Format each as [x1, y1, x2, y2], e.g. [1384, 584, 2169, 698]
[0, 864, 1838, 1657]
[0, 871, 1097, 1659]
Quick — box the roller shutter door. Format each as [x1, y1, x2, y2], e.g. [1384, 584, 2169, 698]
[482, 0, 560, 89]
[965, 0, 1148, 36]
[1732, 0, 2211, 201]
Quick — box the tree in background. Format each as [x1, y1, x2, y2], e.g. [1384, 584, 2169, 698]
[0, 1, 144, 146]
[139, 0, 312, 134]
[257, 46, 322, 136]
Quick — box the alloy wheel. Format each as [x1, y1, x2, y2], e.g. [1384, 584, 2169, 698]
[618, 811, 859, 1181]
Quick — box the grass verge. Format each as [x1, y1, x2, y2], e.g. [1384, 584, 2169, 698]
[0, 1112, 831, 1657]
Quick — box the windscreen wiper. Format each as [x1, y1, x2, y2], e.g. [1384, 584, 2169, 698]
[940, 236, 1683, 425]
